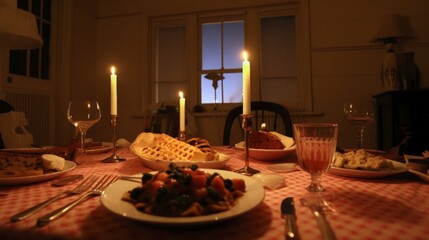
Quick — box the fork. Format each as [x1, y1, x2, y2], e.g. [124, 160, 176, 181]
[300, 197, 337, 240]
[10, 176, 97, 222]
[36, 175, 118, 227]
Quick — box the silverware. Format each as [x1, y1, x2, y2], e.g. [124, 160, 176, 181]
[10, 176, 96, 222]
[37, 175, 118, 227]
[51, 174, 84, 186]
[281, 197, 300, 239]
[118, 176, 141, 183]
[300, 197, 336, 240]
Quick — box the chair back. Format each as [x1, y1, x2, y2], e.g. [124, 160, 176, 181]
[150, 105, 179, 138]
[223, 101, 293, 145]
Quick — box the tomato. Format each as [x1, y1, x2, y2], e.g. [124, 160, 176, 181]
[210, 175, 226, 194]
[191, 174, 207, 190]
[154, 172, 169, 182]
[231, 179, 246, 192]
[191, 188, 208, 201]
[150, 180, 165, 194]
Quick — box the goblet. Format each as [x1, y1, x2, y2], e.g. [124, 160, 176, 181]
[67, 101, 101, 155]
[343, 102, 374, 149]
[293, 123, 338, 192]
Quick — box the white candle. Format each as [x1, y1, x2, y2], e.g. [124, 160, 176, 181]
[242, 51, 251, 115]
[110, 66, 117, 115]
[179, 91, 185, 132]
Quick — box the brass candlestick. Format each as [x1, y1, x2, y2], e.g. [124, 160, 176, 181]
[103, 115, 125, 163]
[178, 130, 186, 141]
[235, 114, 260, 176]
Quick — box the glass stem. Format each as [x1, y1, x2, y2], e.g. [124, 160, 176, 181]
[357, 126, 365, 149]
[80, 131, 86, 155]
[308, 172, 323, 192]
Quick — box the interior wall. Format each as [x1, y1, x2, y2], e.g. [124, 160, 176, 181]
[70, 0, 429, 148]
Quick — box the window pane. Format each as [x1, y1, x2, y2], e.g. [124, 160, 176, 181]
[260, 16, 297, 104]
[30, 49, 39, 78]
[17, 0, 29, 10]
[201, 73, 242, 104]
[43, 0, 51, 21]
[156, 25, 187, 104]
[41, 22, 50, 79]
[32, 0, 41, 17]
[223, 21, 244, 69]
[9, 50, 27, 75]
[158, 82, 186, 104]
[202, 23, 221, 70]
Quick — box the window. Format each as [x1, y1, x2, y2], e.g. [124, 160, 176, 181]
[9, 0, 51, 80]
[200, 20, 244, 105]
[150, 3, 311, 112]
[260, 15, 298, 105]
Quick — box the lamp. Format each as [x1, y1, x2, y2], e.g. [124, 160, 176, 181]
[0, 0, 43, 49]
[370, 14, 409, 91]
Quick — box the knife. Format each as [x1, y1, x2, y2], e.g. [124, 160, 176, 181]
[281, 197, 300, 240]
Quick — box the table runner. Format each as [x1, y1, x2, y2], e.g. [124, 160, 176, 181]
[1, 147, 428, 240]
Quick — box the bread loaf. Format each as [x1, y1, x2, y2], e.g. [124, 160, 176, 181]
[249, 131, 284, 149]
[140, 134, 211, 162]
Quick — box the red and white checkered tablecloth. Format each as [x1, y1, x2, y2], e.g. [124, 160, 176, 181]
[1, 147, 428, 240]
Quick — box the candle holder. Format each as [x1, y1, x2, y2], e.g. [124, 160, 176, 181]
[235, 114, 260, 176]
[103, 115, 126, 163]
[178, 131, 186, 141]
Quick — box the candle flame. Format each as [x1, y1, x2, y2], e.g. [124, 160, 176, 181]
[242, 51, 248, 61]
[179, 91, 184, 98]
[111, 66, 116, 75]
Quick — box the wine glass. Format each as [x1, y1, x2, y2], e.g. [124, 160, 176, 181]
[293, 123, 338, 192]
[67, 101, 101, 154]
[343, 102, 375, 149]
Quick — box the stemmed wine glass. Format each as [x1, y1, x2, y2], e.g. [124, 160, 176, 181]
[293, 123, 338, 193]
[343, 102, 375, 149]
[67, 101, 101, 155]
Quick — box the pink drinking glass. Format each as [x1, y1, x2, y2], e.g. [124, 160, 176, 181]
[294, 123, 338, 192]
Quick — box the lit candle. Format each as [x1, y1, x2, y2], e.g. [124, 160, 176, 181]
[179, 91, 185, 132]
[242, 51, 251, 115]
[110, 66, 117, 115]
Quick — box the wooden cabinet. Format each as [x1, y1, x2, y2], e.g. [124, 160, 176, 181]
[373, 90, 429, 154]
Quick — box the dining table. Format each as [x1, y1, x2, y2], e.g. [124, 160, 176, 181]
[0, 145, 428, 240]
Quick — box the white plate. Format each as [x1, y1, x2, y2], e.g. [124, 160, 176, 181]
[408, 169, 429, 183]
[0, 160, 77, 186]
[267, 163, 298, 173]
[235, 141, 296, 161]
[328, 160, 408, 178]
[139, 152, 231, 170]
[85, 142, 113, 155]
[100, 169, 265, 226]
[0, 146, 56, 154]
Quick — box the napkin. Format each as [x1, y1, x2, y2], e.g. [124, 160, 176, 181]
[269, 131, 295, 149]
[252, 173, 286, 190]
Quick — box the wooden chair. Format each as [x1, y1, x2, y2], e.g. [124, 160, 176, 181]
[149, 105, 179, 138]
[223, 101, 293, 146]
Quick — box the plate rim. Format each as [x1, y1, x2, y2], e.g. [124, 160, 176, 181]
[0, 160, 77, 185]
[85, 142, 113, 154]
[100, 169, 265, 226]
[327, 160, 408, 178]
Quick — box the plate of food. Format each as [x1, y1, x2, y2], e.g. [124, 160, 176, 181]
[130, 132, 230, 170]
[84, 142, 113, 155]
[235, 131, 295, 161]
[0, 153, 77, 186]
[100, 166, 265, 225]
[328, 149, 408, 178]
[0, 146, 57, 154]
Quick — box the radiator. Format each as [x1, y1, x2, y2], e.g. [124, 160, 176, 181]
[5, 93, 50, 146]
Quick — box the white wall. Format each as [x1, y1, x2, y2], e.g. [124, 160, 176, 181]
[70, 0, 429, 148]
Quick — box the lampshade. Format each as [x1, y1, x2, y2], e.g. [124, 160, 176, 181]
[370, 14, 408, 43]
[0, 5, 43, 49]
